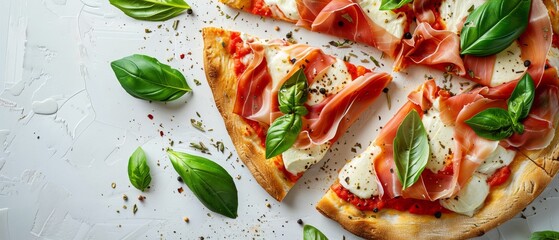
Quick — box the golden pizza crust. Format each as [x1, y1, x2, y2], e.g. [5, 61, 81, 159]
[202, 27, 294, 201]
[219, 0, 252, 11]
[316, 151, 555, 240]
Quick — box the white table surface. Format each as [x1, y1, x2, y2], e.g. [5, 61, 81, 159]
[1, 0, 558, 239]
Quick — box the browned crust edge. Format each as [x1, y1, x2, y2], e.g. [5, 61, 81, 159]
[218, 0, 252, 11]
[202, 27, 294, 201]
[316, 151, 554, 240]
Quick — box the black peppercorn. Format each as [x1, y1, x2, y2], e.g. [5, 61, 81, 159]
[434, 211, 442, 218]
[338, 21, 344, 27]
[404, 32, 412, 39]
[319, 88, 327, 94]
[524, 60, 531, 67]
[177, 176, 183, 182]
[187, 8, 193, 14]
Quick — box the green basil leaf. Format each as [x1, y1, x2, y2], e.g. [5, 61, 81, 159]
[393, 110, 430, 190]
[460, 0, 531, 56]
[167, 149, 238, 218]
[294, 105, 309, 116]
[109, 0, 191, 21]
[265, 114, 303, 159]
[508, 73, 535, 122]
[379, 0, 412, 11]
[303, 225, 329, 240]
[111, 54, 191, 102]
[278, 68, 308, 114]
[128, 147, 151, 191]
[465, 108, 514, 140]
[530, 231, 559, 240]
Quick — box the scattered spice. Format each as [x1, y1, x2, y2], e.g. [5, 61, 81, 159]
[286, 31, 293, 39]
[235, 175, 241, 180]
[187, 8, 193, 14]
[266, 203, 271, 208]
[147, 114, 154, 120]
[524, 60, 531, 67]
[160, 131, 164, 137]
[138, 195, 146, 201]
[191, 119, 206, 132]
[123, 205, 128, 209]
[123, 194, 128, 201]
[178, 187, 184, 194]
[177, 176, 183, 182]
[172, 20, 179, 30]
[329, 39, 351, 48]
[133, 204, 138, 214]
[145, 29, 152, 33]
[370, 56, 381, 68]
[190, 142, 210, 153]
[180, 54, 185, 59]
[297, 219, 303, 225]
[194, 79, 202, 86]
[111, 182, 116, 189]
[274, 26, 280, 31]
[183, 217, 190, 223]
[404, 32, 412, 39]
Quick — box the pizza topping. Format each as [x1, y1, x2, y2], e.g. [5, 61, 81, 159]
[422, 101, 455, 173]
[283, 143, 330, 175]
[338, 145, 382, 199]
[307, 59, 352, 105]
[439, 173, 489, 217]
[263, 0, 301, 21]
[489, 42, 527, 87]
[476, 145, 515, 176]
[358, 0, 407, 39]
[438, 0, 484, 34]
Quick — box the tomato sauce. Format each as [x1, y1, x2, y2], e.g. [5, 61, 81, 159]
[242, 118, 267, 148]
[487, 166, 511, 187]
[344, 62, 371, 80]
[229, 32, 252, 76]
[251, 0, 272, 17]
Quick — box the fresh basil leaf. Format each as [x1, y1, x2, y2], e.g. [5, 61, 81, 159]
[460, 0, 531, 56]
[128, 147, 151, 191]
[294, 105, 309, 116]
[393, 110, 430, 190]
[508, 73, 535, 122]
[265, 114, 303, 159]
[278, 69, 308, 114]
[111, 54, 191, 102]
[379, 0, 412, 11]
[303, 225, 329, 240]
[530, 230, 559, 240]
[167, 149, 238, 218]
[465, 108, 514, 140]
[109, 0, 191, 21]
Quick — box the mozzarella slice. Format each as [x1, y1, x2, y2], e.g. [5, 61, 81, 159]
[307, 59, 352, 105]
[338, 145, 382, 199]
[282, 143, 330, 175]
[490, 41, 527, 87]
[439, 0, 485, 34]
[439, 173, 489, 217]
[476, 145, 515, 176]
[263, 45, 294, 88]
[422, 106, 455, 173]
[263, 0, 300, 21]
[357, 0, 406, 39]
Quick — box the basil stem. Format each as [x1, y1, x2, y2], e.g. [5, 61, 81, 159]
[265, 114, 303, 159]
[109, 0, 192, 21]
[379, 0, 412, 11]
[167, 149, 238, 219]
[303, 225, 329, 240]
[530, 230, 559, 240]
[128, 147, 152, 191]
[111, 54, 191, 102]
[278, 69, 309, 114]
[465, 108, 514, 140]
[460, 0, 531, 56]
[393, 110, 430, 190]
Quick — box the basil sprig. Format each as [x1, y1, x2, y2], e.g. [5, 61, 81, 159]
[128, 147, 152, 191]
[265, 69, 309, 159]
[303, 225, 329, 240]
[530, 230, 559, 240]
[393, 110, 430, 189]
[379, 0, 412, 11]
[109, 0, 192, 21]
[167, 149, 238, 218]
[460, 0, 531, 56]
[111, 54, 191, 102]
[466, 73, 535, 140]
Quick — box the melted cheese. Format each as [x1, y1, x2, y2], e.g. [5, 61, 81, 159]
[490, 41, 527, 87]
[338, 145, 381, 199]
[357, 0, 406, 39]
[439, 0, 485, 34]
[282, 143, 330, 175]
[476, 145, 515, 176]
[263, 0, 300, 21]
[422, 104, 455, 173]
[439, 173, 489, 217]
[307, 59, 352, 105]
[263, 45, 294, 88]
[548, 46, 559, 70]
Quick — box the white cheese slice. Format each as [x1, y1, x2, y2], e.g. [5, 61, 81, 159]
[439, 173, 489, 217]
[548, 46, 559, 70]
[476, 145, 515, 176]
[490, 41, 527, 87]
[422, 106, 455, 173]
[307, 59, 352, 105]
[338, 145, 382, 199]
[357, 0, 406, 39]
[282, 143, 330, 175]
[439, 0, 485, 34]
[263, 45, 294, 88]
[263, 0, 300, 21]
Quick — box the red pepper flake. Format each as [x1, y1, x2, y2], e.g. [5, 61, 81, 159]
[160, 131, 164, 137]
[147, 114, 154, 120]
[178, 187, 184, 193]
[138, 195, 146, 201]
[180, 54, 185, 59]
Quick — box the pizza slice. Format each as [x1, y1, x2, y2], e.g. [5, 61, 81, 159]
[219, 0, 413, 58]
[202, 27, 392, 201]
[316, 66, 559, 239]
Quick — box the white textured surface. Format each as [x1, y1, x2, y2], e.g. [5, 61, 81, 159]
[0, 0, 558, 239]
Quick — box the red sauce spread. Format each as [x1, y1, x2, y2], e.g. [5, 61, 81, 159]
[242, 118, 267, 148]
[251, 0, 272, 17]
[487, 166, 511, 187]
[332, 183, 449, 216]
[552, 33, 559, 49]
[229, 32, 252, 76]
[429, 1, 445, 30]
[344, 62, 371, 80]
